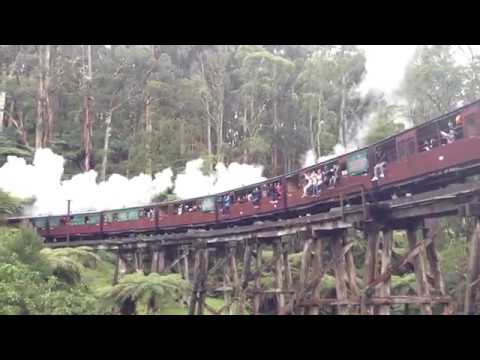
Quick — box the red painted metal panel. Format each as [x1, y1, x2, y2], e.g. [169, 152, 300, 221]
[377, 137, 480, 186]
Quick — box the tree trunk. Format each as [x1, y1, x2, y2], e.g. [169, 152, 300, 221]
[206, 109, 212, 171]
[272, 97, 279, 175]
[144, 94, 153, 175]
[36, 45, 45, 149]
[179, 118, 185, 156]
[242, 99, 249, 163]
[42, 45, 54, 146]
[309, 113, 315, 155]
[0, 64, 5, 133]
[339, 74, 347, 148]
[316, 94, 323, 157]
[101, 110, 113, 182]
[82, 45, 93, 171]
[216, 102, 224, 163]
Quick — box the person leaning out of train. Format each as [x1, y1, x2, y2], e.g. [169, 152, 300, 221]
[326, 164, 339, 187]
[269, 182, 281, 205]
[310, 170, 320, 196]
[440, 121, 456, 145]
[222, 193, 232, 214]
[251, 187, 262, 208]
[314, 168, 324, 195]
[302, 172, 313, 198]
[275, 181, 283, 199]
[372, 150, 387, 182]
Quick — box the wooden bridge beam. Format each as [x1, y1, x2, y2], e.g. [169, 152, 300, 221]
[407, 223, 432, 315]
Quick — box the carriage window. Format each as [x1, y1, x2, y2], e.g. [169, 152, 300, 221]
[378, 139, 397, 163]
[33, 218, 48, 229]
[49, 217, 61, 227]
[201, 196, 216, 212]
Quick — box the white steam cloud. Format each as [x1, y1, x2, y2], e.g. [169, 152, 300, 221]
[173, 158, 266, 199]
[301, 144, 356, 168]
[0, 149, 266, 217]
[0, 148, 173, 216]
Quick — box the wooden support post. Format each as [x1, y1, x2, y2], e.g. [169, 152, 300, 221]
[283, 241, 292, 291]
[197, 244, 209, 315]
[132, 251, 138, 272]
[175, 248, 183, 276]
[363, 226, 379, 315]
[253, 243, 263, 315]
[298, 238, 313, 314]
[378, 229, 393, 315]
[157, 249, 165, 273]
[424, 219, 446, 296]
[222, 246, 232, 315]
[228, 243, 240, 314]
[150, 249, 158, 274]
[113, 248, 121, 285]
[407, 225, 432, 315]
[189, 246, 200, 315]
[138, 247, 144, 272]
[344, 231, 359, 314]
[331, 232, 348, 315]
[182, 246, 190, 282]
[465, 220, 480, 315]
[308, 236, 323, 315]
[273, 238, 285, 314]
[239, 241, 252, 315]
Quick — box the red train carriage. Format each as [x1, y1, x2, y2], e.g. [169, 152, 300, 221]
[8, 100, 480, 242]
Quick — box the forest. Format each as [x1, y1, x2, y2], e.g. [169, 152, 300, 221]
[1, 44, 480, 314]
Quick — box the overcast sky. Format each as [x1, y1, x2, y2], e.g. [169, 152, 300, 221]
[358, 45, 480, 103]
[358, 45, 417, 100]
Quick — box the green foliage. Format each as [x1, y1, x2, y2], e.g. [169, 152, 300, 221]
[399, 45, 466, 124]
[0, 190, 24, 219]
[0, 226, 50, 273]
[0, 261, 95, 315]
[40, 246, 102, 285]
[97, 272, 191, 314]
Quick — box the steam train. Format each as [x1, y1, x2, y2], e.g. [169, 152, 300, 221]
[7, 99, 480, 243]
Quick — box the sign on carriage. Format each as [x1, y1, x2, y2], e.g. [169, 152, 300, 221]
[347, 149, 369, 175]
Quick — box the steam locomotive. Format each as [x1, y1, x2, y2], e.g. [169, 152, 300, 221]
[7, 99, 480, 243]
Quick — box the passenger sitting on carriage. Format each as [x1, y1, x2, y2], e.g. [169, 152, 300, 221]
[251, 187, 262, 208]
[302, 172, 313, 198]
[440, 121, 456, 144]
[372, 149, 387, 182]
[329, 164, 340, 187]
[269, 182, 280, 204]
[275, 181, 282, 199]
[310, 171, 319, 196]
[314, 168, 324, 195]
[222, 193, 232, 214]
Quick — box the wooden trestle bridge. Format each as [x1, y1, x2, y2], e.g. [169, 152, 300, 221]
[48, 181, 480, 315]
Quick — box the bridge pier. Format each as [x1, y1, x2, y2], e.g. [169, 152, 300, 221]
[53, 181, 480, 315]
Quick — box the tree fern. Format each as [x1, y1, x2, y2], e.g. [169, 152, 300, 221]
[98, 272, 191, 315]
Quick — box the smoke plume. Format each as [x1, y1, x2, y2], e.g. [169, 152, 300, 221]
[0, 149, 266, 216]
[173, 158, 266, 199]
[0, 149, 173, 216]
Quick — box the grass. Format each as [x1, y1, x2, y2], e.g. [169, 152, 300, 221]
[160, 297, 226, 315]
